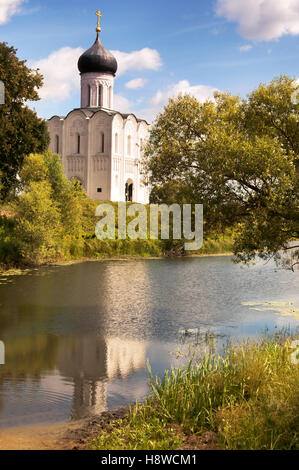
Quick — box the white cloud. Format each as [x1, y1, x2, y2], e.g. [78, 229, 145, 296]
[216, 0, 299, 41]
[125, 78, 148, 90]
[113, 94, 132, 113]
[151, 80, 218, 106]
[0, 0, 25, 24]
[111, 48, 162, 75]
[136, 80, 218, 124]
[30, 46, 161, 103]
[239, 44, 252, 52]
[136, 105, 160, 124]
[30, 47, 84, 102]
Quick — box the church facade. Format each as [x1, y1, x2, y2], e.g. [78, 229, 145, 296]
[47, 13, 150, 204]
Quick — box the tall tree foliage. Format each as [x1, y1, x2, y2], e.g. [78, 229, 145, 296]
[0, 42, 49, 199]
[143, 76, 299, 264]
[12, 152, 83, 264]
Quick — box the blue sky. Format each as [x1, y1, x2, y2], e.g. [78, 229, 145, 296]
[1, 0, 299, 121]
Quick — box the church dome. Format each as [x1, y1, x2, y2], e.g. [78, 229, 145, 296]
[78, 33, 118, 76]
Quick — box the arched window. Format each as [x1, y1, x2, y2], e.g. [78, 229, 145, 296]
[77, 134, 81, 154]
[115, 133, 118, 153]
[101, 132, 105, 153]
[98, 85, 102, 107]
[88, 85, 91, 107]
[127, 136, 132, 156]
[55, 135, 59, 153]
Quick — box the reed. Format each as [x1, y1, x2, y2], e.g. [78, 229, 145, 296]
[91, 331, 299, 450]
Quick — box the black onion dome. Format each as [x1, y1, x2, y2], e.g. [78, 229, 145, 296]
[78, 33, 118, 76]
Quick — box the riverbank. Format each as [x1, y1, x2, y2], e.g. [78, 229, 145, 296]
[0, 420, 83, 450]
[0, 247, 234, 275]
[0, 188, 236, 273]
[1, 332, 297, 450]
[0, 407, 219, 450]
[0, 400, 221, 450]
[90, 332, 298, 451]
[0, 408, 139, 450]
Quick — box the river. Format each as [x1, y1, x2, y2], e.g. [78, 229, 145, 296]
[0, 256, 298, 428]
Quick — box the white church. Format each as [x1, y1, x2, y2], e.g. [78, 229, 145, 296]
[47, 12, 150, 204]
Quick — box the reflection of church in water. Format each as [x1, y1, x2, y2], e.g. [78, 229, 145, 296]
[54, 259, 151, 420]
[47, 11, 150, 204]
[58, 336, 146, 419]
[0, 252, 152, 423]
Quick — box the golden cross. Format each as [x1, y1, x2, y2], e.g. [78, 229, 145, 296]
[96, 10, 102, 32]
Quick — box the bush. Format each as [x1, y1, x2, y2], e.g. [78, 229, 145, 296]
[0, 215, 19, 265]
[12, 180, 63, 263]
[8, 152, 84, 264]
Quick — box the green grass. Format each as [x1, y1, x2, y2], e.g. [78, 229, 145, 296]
[90, 410, 184, 451]
[91, 331, 299, 450]
[200, 234, 234, 254]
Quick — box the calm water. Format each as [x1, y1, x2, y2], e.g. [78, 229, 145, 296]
[0, 256, 298, 428]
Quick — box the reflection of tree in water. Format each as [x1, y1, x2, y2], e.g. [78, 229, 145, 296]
[0, 334, 60, 413]
[0, 335, 59, 377]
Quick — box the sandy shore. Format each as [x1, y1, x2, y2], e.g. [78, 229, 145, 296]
[0, 408, 130, 450]
[0, 406, 220, 451]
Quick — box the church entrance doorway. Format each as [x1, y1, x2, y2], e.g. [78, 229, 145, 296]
[125, 180, 133, 202]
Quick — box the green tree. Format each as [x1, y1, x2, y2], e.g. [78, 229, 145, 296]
[12, 152, 84, 264]
[43, 151, 84, 253]
[143, 76, 299, 265]
[0, 42, 49, 200]
[13, 180, 62, 263]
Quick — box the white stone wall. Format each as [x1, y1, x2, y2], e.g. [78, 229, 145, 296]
[47, 116, 63, 155]
[137, 121, 150, 204]
[88, 110, 113, 201]
[47, 109, 150, 204]
[111, 114, 149, 204]
[111, 113, 124, 202]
